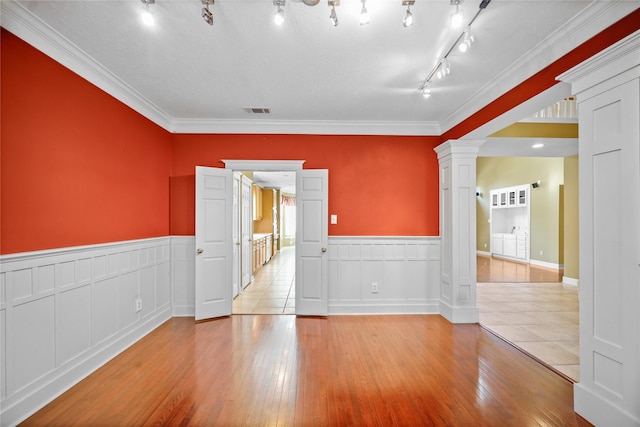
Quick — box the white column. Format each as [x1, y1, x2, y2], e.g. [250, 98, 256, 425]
[434, 140, 483, 323]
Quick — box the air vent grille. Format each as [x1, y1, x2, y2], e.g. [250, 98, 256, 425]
[243, 107, 271, 114]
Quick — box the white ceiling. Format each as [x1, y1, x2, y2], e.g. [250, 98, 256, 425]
[3, 0, 639, 138]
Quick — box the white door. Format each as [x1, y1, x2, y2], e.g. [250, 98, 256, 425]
[241, 176, 253, 288]
[295, 169, 329, 316]
[195, 166, 233, 321]
[232, 172, 240, 298]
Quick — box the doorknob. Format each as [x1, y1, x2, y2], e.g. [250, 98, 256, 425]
[322, 247, 327, 253]
[196, 248, 203, 254]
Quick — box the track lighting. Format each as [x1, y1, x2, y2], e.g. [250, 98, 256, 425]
[402, 0, 414, 28]
[459, 28, 474, 52]
[359, 0, 370, 26]
[140, 0, 155, 26]
[450, 0, 464, 28]
[274, 0, 285, 25]
[417, 0, 491, 98]
[328, 0, 339, 27]
[442, 58, 451, 75]
[201, 0, 213, 26]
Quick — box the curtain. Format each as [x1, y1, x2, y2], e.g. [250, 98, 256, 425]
[281, 195, 296, 206]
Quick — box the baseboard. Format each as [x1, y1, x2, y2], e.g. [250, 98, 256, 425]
[172, 304, 195, 317]
[529, 258, 564, 270]
[574, 383, 640, 427]
[476, 250, 491, 257]
[562, 276, 579, 286]
[328, 301, 440, 315]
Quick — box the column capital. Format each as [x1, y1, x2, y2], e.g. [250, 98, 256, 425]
[434, 140, 485, 160]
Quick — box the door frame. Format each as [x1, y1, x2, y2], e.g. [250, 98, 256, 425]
[222, 160, 306, 313]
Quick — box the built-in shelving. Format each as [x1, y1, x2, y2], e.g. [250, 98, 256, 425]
[489, 185, 530, 262]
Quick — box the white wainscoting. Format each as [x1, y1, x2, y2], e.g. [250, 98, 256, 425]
[0, 237, 172, 426]
[170, 236, 441, 317]
[328, 237, 441, 314]
[171, 236, 195, 316]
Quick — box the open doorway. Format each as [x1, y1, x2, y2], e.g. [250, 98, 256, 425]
[474, 98, 580, 382]
[232, 170, 296, 315]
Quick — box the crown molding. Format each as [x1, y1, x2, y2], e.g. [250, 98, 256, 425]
[558, 29, 640, 94]
[1, 0, 440, 137]
[440, 1, 640, 136]
[169, 118, 441, 136]
[1, 1, 172, 131]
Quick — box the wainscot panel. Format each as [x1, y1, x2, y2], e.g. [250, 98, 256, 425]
[171, 236, 196, 316]
[169, 236, 441, 317]
[328, 237, 441, 314]
[0, 237, 172, 427]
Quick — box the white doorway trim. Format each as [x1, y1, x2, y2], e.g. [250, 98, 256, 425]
[222, 160, 305, 172]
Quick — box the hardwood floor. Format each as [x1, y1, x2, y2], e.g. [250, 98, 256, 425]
[477, 254, 563, 283]
[22, 316, 591, 426]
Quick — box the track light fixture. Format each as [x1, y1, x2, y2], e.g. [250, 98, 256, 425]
[359, 0, 370, 26]
[450, 0, 464, 28]
[140, 0, 155, 26]
[418, 0, 491, 99]
[273, 0, 285, 25]
[422, 85, 431, 99]
[201, 0, 213, 25]
[328, 0, 339, 27]
[402, 0, 414, 28]
[458, 28, 474, 52]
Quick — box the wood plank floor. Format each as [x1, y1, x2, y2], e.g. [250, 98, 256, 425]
[21, 315, 591, 426]
[477, 255, 563, 283]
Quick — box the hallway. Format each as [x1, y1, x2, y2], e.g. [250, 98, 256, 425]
[233, 246, 295, 314]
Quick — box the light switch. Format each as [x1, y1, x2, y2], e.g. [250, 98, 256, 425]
[330, 214, 338, 225]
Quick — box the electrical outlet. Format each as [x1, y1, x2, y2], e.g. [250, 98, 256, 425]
[371, 282, 378, 293]
[135, 298, 142, 312]
[484, 243, 487, 248]
[539, 250, 543, 256]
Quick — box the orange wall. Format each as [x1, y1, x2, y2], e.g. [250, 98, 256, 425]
[170, 134, 441, 236]
[1, 29, 173, 254]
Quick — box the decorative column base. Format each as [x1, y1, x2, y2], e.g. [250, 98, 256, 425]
[439, 301, 479, 324]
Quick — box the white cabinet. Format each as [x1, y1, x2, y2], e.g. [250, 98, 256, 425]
[491, 233, 527, 260]
[489, 184, 530, 261]
[491, 234, 503, 255]
[503, 234, 517, 257]
[516, 235, 527, 259]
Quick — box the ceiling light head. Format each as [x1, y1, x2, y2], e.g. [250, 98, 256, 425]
[140, 0, 155, 26]
[201, 0, 213, 25]
[359, 0, 370, 26]
[532, 143, 545, 149]
[329, 0, 339, 26]
[402, 0, 414, 28]
[422, 86, 432, 99]
[274, 0, 285, 25]
[458, 28, 474, 52]
[450, 0, 464, 28]
[442, 58, 451, 75]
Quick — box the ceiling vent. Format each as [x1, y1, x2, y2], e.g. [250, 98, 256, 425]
[243, 107, 271, 114]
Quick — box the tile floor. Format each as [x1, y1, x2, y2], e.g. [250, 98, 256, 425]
[233, 246, 295, 314]
[477, 281, 579, 382]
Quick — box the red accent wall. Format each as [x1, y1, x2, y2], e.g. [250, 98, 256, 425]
[170, 134, 441, 236]
[1, 29, 172, 254]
